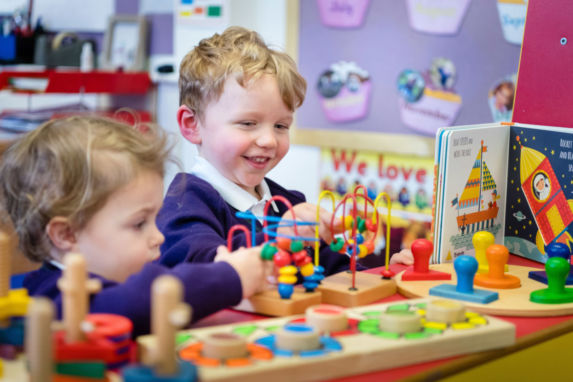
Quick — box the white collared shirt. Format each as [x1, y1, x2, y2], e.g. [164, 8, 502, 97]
[191, 157, 279, 223]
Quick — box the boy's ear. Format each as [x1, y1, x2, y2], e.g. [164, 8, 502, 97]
[177, 105, 202, 144]
[46, 217, 76, 252]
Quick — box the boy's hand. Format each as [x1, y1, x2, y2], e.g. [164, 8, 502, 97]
[277, 203, 344, 245]
[389, 248, 415, 266]
[215, 245, 266, 298]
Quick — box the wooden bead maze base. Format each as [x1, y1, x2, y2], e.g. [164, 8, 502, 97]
[317, 270, 397, 307]
[232, 286, 321, 317]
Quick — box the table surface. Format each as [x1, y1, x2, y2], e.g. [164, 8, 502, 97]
[192, 255, 573, 381]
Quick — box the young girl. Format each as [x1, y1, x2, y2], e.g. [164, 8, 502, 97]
[0, 115, 265, 336]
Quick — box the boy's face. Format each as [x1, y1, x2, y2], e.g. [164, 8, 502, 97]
[71, 170, 165, 282]
[192, 74, 292, 197]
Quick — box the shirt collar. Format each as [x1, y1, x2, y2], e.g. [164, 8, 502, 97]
[191, 157, 279, 217]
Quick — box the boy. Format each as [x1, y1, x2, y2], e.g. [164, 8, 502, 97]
[157, 26, 353, 274]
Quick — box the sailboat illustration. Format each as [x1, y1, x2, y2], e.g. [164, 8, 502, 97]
[451, 140, 499, 234]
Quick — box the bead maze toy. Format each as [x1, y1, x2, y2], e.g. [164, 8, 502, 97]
[230, 195, 322, 316]
[315, 187, 397, 306]
[136, 297, 515, 382]
[397, 233, 573, 316]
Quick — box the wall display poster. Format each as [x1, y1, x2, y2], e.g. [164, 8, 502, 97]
[297, 0, 525, 142]
[319, 148, 434, 223]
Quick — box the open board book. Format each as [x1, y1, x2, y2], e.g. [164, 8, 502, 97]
[432, 122, 573, 264]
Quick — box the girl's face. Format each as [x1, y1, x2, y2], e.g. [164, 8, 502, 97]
[194, 74, 292, 198]
[71, 170, 165, 282]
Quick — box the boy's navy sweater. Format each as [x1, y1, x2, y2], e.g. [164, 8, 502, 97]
[157, 173, 356, 274]
[23, 260, 242, 337]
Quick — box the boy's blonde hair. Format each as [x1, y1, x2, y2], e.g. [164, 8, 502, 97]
[0, 115, 171, 262]
[179, 26, 307, 120]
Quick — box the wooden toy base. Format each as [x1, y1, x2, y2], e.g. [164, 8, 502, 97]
[317, 271, 397, 307]
[396, 263, 573, 316]
[0, 356, 123, 381]
[137, 297, 515, 382]
[232, 286, 321, 317]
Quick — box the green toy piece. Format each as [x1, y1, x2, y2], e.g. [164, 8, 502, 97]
[530, 257, 573, 304]
[261, 244, 277, 261]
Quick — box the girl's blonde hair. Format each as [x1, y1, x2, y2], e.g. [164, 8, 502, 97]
[0, 115, 171, 262]
[179, 26, 307, 120]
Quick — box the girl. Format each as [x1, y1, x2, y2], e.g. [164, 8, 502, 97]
[0, 115, 265, 336]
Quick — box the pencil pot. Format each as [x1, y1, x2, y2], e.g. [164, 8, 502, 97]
[15, 34, 36, 63]
[0, 34, 16, 62]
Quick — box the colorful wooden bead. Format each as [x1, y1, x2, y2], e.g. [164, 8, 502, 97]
[292, 250, 308, 264]
[273, 250, 291, 267]
[329, 237, 345, 252]
[365, 219, 377, 232]
[261, 244, 278, 261]
[343, 216, 354, 230]
[290, 241, 304, 253]
[276, 237, 291, 251]
[278, 284, 294, 299]
[300, 263, 314, 277]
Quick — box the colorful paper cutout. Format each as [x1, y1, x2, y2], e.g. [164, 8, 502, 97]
[488, 74, 516, 123]
[496, 0, 527, 45]
[397, 58, 462, 136]
[406, 0, 471, 35]
[317, 0, 371, 28]
[317, 61, 372, 123]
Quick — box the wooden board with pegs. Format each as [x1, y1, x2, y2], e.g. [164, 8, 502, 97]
[137, 297, 515, 382]
[396, 263, 573, 317]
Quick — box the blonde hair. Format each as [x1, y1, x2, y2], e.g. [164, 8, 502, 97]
[179, 26, 307, 120]
[0, 115, 172, 262]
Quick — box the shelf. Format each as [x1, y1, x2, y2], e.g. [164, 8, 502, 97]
[0, 70, 152, 94]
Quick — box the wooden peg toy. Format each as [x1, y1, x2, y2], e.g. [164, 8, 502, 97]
[529, 242, 573, 285]
[474, 244, 521, 289]
[425, 299, 466, 325]
[53, 253, 134, 379]
[26, 298, 54, 382]
[472, 231, 508, 274]
[401, 239, 451, 281]
[473, 231, 494, 273]
[429, 255, 499, 304]
[127, 275, 196, 381]
[274, 324, 321, 352]
[0, 231, 11, 299]
[305, 305, 349, 334]
[57, 253, 101, 343]
[530, 257, 573, 304]
[378, 310, 422, 334]
[0, 230, 31, 354]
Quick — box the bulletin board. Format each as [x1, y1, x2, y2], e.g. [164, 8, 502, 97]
[289, 0, 524, 156]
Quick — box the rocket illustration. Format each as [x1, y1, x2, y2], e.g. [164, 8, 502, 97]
[518, 136, 573, 250]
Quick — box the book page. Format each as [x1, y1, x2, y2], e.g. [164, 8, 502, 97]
[504, 124, 573, 263]
[434, 124, 509, 262]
